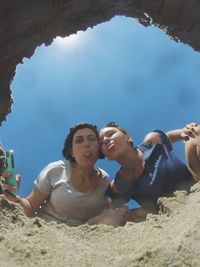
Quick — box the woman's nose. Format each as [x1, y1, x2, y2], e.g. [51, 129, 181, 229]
[83, 140, 90, 147]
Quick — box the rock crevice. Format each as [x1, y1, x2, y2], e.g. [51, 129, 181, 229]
[1, 0, 200, 123]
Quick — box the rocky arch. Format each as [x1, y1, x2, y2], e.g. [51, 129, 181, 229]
[1, 0, 200, 124]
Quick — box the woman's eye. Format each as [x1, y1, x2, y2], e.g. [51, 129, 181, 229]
[88, 136, 97, 142]
[75, 138, 83, 144]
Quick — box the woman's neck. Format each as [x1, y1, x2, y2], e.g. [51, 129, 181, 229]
[70, 163, 100, 194]
[71, 163, 96, 181]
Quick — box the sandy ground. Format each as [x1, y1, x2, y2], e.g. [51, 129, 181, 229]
[1, 183, 200, 267]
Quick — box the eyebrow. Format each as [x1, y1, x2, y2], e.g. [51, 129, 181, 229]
[100, 129, 115, 136]
[74, 134, 97, 139]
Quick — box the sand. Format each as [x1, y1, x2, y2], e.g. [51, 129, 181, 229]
[1, 183, 200, 267]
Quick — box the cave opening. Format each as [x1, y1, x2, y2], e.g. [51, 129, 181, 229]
[1, 15, 200, 196]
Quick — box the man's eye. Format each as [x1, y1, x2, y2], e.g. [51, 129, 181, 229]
[106, 131, 114, 138]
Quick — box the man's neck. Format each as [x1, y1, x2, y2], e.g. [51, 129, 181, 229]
[118, 148, 145, 180]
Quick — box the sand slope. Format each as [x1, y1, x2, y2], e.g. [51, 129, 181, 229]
[1, 183, 200, 267]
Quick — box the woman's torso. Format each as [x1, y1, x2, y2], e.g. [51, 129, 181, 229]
[34, 161, 109, 226]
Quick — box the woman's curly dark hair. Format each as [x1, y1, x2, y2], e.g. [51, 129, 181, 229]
[62, 122, 99, 163]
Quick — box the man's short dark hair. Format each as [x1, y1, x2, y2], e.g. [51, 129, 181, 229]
[105, 122, 128, 135]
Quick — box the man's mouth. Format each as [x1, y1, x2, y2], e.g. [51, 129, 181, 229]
[106, 142, 115, 152]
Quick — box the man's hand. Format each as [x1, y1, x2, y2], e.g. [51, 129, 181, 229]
[181, 122, 199, 141]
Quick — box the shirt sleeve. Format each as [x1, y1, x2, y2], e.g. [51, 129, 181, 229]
[98, 168, 110, 184]
[34, 162, 58, 195]
[154, 130, 173, 150]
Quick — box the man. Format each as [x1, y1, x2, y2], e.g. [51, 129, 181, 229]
[99, 122, 200, 220]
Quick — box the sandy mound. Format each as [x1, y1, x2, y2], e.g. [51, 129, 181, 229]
[1, 183, 200, 267]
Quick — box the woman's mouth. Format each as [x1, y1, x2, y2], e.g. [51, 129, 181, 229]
[83, 151, 94, 160]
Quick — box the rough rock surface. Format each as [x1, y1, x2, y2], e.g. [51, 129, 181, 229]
[1, 183, 200, 266]
[1, 0, 200, 123]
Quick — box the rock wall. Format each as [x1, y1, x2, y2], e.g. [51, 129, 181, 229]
[1, 0, 200, 124]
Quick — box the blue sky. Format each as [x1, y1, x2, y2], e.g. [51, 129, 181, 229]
[0, 16, 200, 197]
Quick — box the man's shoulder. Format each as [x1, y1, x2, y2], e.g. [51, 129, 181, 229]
[143, 131, 162, 145]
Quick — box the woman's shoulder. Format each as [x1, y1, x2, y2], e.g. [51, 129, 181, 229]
[97, 167, 109, 179]
[45, 160, 70, 169]
[97, 168, 110, 188]
[36, 160, 71, 185]
[40, 160, 71, 176]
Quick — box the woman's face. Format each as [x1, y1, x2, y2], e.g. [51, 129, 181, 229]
[99, 127, 131, 160]
[72, 128, 99, 166]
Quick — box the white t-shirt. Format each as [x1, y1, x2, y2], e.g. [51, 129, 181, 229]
[34, 160, 110, 226]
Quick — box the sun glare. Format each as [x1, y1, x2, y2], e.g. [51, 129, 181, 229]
[54, 33, 83, 50]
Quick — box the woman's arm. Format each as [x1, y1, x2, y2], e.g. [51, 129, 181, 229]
[87, 187, 128, 227]
[127, 207, 151, 222]
[86, 207, 128, 227]
[1, 170, 48, 216]
[17, 188, 48, 217]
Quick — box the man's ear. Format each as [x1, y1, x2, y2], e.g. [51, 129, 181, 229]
[125, 134, 133, 144]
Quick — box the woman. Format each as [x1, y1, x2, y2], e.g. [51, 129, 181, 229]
[1, 123, 126, 226]
[99, 122, 200, 220]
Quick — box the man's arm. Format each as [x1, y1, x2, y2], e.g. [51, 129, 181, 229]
[166, 123, 199, 144]
[143, 129, 184, 145]
[166, 129, 184, 144]
[143, 123, 198, 146]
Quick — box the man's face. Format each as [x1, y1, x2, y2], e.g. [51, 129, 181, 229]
[99, 127, 131, 160]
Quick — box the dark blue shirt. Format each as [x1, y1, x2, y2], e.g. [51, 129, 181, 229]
[110, 130, 193, 211]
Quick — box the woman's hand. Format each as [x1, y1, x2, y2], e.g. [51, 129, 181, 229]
[127, 207, 149, 222]
[0, 144, 7, 176]
[0, 145, 19, 202]
[87, 206, 129, 227]
[0, 171, 20, 202]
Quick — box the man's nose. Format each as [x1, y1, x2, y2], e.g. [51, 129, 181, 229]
[103, 137, 110, 145]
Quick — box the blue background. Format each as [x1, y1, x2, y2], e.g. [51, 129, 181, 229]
[0, 16, 199, 198]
